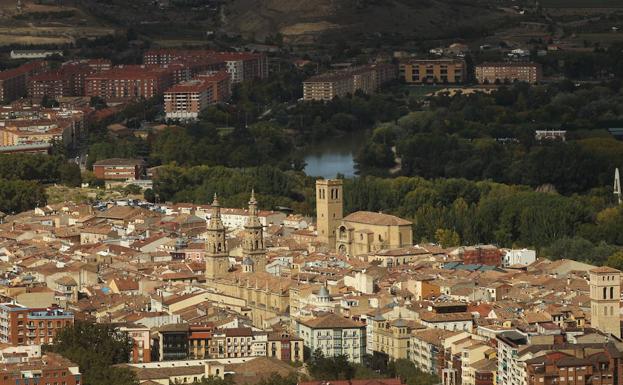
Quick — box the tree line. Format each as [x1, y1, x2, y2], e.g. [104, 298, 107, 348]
[0, 153, 81, 213]
[357, 81, 623, 195]
[151, 161, 623, 264]
[343, 175, 622, 264]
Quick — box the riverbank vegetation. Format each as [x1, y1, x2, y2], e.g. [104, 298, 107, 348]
[78, 75, 623, 265]
[81, 62, 409, 173]
[357, 80, 623, 194]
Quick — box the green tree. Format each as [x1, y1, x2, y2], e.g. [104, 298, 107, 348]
[606, 251, 623, 271]
[0, 179, 46, 213]
[308, 349, 355, 380]
[388, 359, 439, 385]
[51, 321, 138, 385]
[59, 162, 82, 187]
[143, 188, 156, 203]
[123, 184, 142, 195]
[435, 228, 460, 248]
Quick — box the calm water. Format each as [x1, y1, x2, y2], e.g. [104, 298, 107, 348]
[302, 131, 368, 178]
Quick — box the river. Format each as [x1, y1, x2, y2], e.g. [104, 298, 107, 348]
[302, 131, 368, 179]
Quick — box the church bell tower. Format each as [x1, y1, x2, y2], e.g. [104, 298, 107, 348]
[242, 190, 266, 273]
[590, 266, 621, 338]
[205, 193, 229, 280]
[315, 179, 343, 250]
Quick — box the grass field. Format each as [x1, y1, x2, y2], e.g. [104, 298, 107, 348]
[542, 0, 623, 8]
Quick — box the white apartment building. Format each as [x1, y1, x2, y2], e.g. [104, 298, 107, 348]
[502, 249, 536, 267]
[226, 60, 244, 83]
[294, 313, 366, 363]
[497, 331, 529, 385]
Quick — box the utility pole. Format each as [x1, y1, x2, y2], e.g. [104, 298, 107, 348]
[615, 168, 622, 205]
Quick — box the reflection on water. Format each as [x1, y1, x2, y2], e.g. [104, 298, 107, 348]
[302, 131, 368, 178]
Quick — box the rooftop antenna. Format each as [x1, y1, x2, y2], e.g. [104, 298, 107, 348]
[615, 168, 622, 205]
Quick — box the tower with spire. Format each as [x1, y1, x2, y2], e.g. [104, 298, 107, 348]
[205, 193, 229, 280]
[242, 190, 267, 273]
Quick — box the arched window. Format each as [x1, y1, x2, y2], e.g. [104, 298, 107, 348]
[611, 286, 614, 299]
[604, 287, 608, 299]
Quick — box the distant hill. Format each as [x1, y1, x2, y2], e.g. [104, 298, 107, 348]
[222, 0, 513, 44]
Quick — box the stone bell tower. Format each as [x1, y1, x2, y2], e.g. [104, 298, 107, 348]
[315, 179, 343, 250]
[590, 266, 621, 338]
[205, 193, 229, 280]
[242, 190, 266, 273]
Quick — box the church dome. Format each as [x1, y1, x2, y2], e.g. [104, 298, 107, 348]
[318, 285, 330, 300]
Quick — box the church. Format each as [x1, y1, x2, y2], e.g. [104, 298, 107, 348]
[204, 191, 290, 328]
[203, 181, 413, 327]
[315, 179, 413, 256]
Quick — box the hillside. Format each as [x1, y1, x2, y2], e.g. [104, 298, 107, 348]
[0, 0, 113, 47]
[223, 0, 514, 44]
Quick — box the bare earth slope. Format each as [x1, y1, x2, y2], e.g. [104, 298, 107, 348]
[224, 0, 510, 43]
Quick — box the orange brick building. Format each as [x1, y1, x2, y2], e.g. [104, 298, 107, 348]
[164, 71, 231, 120]
[461, 245, 502, 266]
[526, 347, 623, 385]
[0, 61, 48, 103]
[143, 49, 267, 83]
[28, 59, 111, 99]
[475, 62, 542, 84]
[0, 303, 74, 346]
[85, 65, 175, 100]
[0, 353, 81, 385]
[92, 158, 146, 180]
